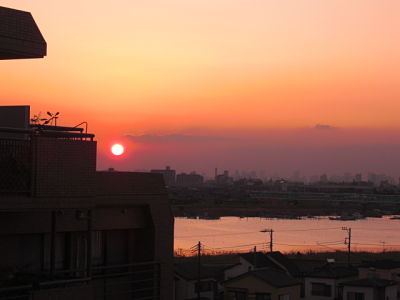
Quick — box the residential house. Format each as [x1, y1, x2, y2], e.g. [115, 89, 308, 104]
[358, 261, 400, 282]
[341, 278, 397, 300]
[224, 252, 300, 281]
[304, 264, 358, 300]
[175, 262, 228, 300]
[223, 268, 301, 300]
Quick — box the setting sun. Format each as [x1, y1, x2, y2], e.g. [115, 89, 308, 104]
[111, 144, 124, 156]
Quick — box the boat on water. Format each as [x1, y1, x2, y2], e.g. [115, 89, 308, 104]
[329, 216, 357, 221]
[390, 216, 400, 220]
[199, 216, 220, 220]
[329, 214, 365, 221]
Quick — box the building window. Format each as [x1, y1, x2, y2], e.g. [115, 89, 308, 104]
[311, 282, 332, 297]
[256, 293, 272, 300]
[278, 294, 290, 300]
[347, 292, 364, 300]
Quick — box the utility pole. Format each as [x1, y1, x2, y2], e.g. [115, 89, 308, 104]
[380, 241, 386, 253]
[260, 229, 273, 252]
[342, 227, 352, 266]
[197, 241, 201, 300]
[253, 246, 257, 268]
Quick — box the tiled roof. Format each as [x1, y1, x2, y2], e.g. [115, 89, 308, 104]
[307, 264, 358, 279]
[240, 252, 277, 269]
[359, 260, 400, 270]
[251, 269, 300, 288]
[175, 262, 233, 281]
[267, 251, 301, 276]
[224, 268, 300, 288]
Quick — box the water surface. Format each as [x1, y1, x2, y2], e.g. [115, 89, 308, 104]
[175, 216, 400, 253]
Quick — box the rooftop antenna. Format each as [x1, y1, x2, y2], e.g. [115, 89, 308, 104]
[31, 111, 60, 126]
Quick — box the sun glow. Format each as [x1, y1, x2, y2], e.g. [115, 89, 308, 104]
[111, 144, 124, 156]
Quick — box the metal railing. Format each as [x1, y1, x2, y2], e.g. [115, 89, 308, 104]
[92, 262, 160, 300]
[0, 261, 160, 300]
[0, 138, 31, 193]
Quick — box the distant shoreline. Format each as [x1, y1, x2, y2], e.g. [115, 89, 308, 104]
[172, 205, 398, 219]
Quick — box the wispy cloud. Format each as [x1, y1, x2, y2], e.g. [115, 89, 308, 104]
[314, 124, 336, 130]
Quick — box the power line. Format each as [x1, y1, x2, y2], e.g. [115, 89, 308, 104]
[175, 231, 259, 239]
[176, 226, 344, 239]
[277, 227, 343, 232]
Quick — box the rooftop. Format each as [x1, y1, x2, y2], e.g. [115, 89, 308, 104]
[175, 262, 230, 281]
[359, 260, 400, 270]
[306, 264, 358, 279]
[224, 268, 300, 288]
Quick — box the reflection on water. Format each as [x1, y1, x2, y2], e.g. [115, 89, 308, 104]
[174, 216, 400, 254]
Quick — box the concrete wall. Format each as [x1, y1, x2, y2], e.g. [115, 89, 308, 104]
[96, 172, 173, 300]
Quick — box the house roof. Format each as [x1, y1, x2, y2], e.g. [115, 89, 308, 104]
[240, 252, 277, 269]
[0, 6, 46, 59]
[306, 264, 358, 279]
[267, 252, 301, 276]
[359, 260, 400, 270]
[341, 278, 397, 288]
[175, 262, 232, 281]
[224, 268, 300, 288]
[291, 259, 327, 274]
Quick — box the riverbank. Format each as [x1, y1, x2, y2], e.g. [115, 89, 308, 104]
[173, 204, 397, 218]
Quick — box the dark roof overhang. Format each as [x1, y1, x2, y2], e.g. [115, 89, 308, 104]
[0, 6, 46, 59]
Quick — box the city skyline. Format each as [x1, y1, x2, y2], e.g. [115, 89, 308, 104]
[2, 0, 400, 175]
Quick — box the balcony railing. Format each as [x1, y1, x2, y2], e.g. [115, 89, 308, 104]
[0, 261, 160, 300]
[0, 138, 31, 194]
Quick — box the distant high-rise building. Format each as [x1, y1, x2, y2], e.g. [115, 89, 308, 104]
[215, 170, 234, 185]
[151, 166, 176, 186]
[176, 172, 204, 186]
[355, 173, 362, 183]
[320, 174, 328, 183]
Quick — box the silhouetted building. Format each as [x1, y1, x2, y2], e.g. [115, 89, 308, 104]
[176, 172, 204, 186]
[0, 6, 46, 59]
[215, 170, 233, 185]
[151, 166, 176, 186]
[0, 106, 174, 300]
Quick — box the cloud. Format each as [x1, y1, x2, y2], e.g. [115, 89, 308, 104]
[125, 134, 235, 144]
[314, 124, 336, 130]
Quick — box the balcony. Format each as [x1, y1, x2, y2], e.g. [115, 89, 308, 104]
[0, 261, 160, 300]
[0, 126, 96, 197]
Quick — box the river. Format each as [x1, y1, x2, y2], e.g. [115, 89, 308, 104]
[174, 216, 400, 254]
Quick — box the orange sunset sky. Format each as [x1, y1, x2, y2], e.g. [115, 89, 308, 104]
[1, 0, 400, 177]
